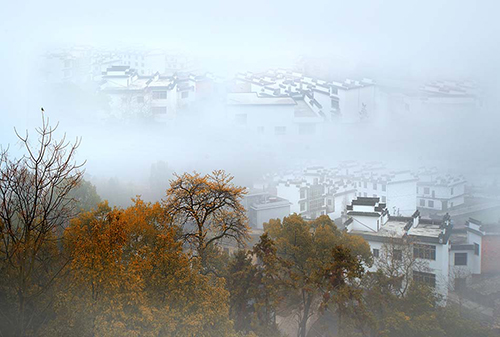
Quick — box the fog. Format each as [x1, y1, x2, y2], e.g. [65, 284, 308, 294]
[1, 1, 500, 201]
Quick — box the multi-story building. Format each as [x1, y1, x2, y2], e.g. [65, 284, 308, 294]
[242, 192, 291, 229]
[345, 197, 485, 301]
[417, 168, 466, 211]
[345, 197, 453, 300]
[234, 69, 376, 124]
[100, 66, 198, 122]
[276, 179, 327, 220]
[226, 93, 324, 137]
[352, 168, 418, 217]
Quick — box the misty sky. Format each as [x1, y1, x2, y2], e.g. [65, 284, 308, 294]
[1, 0, 500, 203]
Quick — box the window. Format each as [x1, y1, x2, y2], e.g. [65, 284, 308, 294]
[382, 184, 386, 192]
[275, 126, 286, 135]
[235, 114, 247, 124]
[327, 199, 332, 206]
[424, 187, 430, 194]
[364, 182, 367, 188]
[450, 202, 454, 208]
[393, 249, 402, 261]
[373, 249, 379, 258]
[420, 199, 425, 206]
[382, 196, 386, 202]
[428, 200, 434, 208]
[136, 96, 144, 103]
[181, 91, 189, 99]
[152, 107, 167, 114]
[413, 244, 436, 260]
[299, 123, 316, 135]
[451, 187, 454, 195]
[413, 271, 436, 288]
[331, 99, 340, 109]
[300, 203, 305, 212]
[300, 189, 306, 199]
[405, 103, 410, 111]
[257, 126, 264, 134]
[373, 194, 377, 197]
[474, 243, 480, 256]
[364, 192, 367, 197]
[358, 182, 362, 187]
[373, 183, 377, 190]
[152, 91, 167, 99]
[455, 253, 467, 266]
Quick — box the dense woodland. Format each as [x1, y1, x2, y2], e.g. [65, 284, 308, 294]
[0, 117, 497, 337]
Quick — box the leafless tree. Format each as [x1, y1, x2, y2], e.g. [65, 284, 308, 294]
[0, 113, 85, 336]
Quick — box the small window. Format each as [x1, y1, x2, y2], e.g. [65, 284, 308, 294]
[373, 183, 377, 190]
[152, 106, 167, 114]
[275, 126, 286, 135]
[455, 253, 467, 266]
[413, 271, 436, 288]
[428, 200, 434, 208]
[328, 199, 332, 206]
[405, 103, 410, 111]
[424, 187, 430, 194]
[382, 184, 386, 192]
[413, 244, 436, 260]
[382, 196, 386, 202]
[364, 192, 367, 197]
[420, 199, 425, 206]
[300, 189, 306, 199]
[474, 243, 480, 256]
[235, 114, 247, 125]
[451, 187, 454, 195]
[299, 123, 315, 135]
[300, 203, 305, 212]
[152, 91, 167, 99]
[358, 182, 361, 187]
[257, 126, 264, 134]
[393, 249, 402, 261]
[181, 91, 189, 99]
[373, 249, 379, 258]
[364, 182, 367, 188]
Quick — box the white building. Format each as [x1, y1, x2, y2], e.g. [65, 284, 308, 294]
[345, 197, 485, 302]
[234, 69, 376, 124]
[352, 167, 418, 216]
[226, 93, 324, 137]
[242, 192, 291, 229]
[345, 197, 453, 300]
[100, 66, 200, 122]
[417, 168, 466, 211]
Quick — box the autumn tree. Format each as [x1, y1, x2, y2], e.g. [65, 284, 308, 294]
[164, 170, 249, 260]
[265, 215, 371, 337]
[46, 199, 236, 337]
[0, 114, 84, 336]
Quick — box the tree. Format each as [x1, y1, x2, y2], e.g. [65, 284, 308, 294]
[46, 199, 236, 337]
[0, 114, 84, 336]
[265, 215, 371, 337]
[69, 179, 102, 212]
[164, 170, 249, 260]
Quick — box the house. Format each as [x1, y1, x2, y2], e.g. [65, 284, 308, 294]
[417, 168, 466, 211]
[100, 66, 200, 122]
[226, 93, 324, 136]
[345, 197, 453, 300]
[276, 179, 326, 220]
[242, 192, 291, 229]
[234, 69, 376, 124]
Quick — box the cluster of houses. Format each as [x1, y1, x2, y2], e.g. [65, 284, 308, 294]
[242, 162, 500, 304]
[41, 46, 483, 132]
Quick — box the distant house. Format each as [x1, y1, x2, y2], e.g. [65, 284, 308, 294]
[234, 69, 376, 124]
[417, 167, 466, 211]
[226, 92, 324, 137]
[242, 192, 291, 229]
[100, 66, 203, 122]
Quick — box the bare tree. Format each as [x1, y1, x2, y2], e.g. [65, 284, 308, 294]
[0, 113, 84, 336]
[163, 170, 249, 259]
[375, 236, 429, 297]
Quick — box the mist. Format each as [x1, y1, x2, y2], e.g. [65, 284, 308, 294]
[1, 0, 500, 335]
